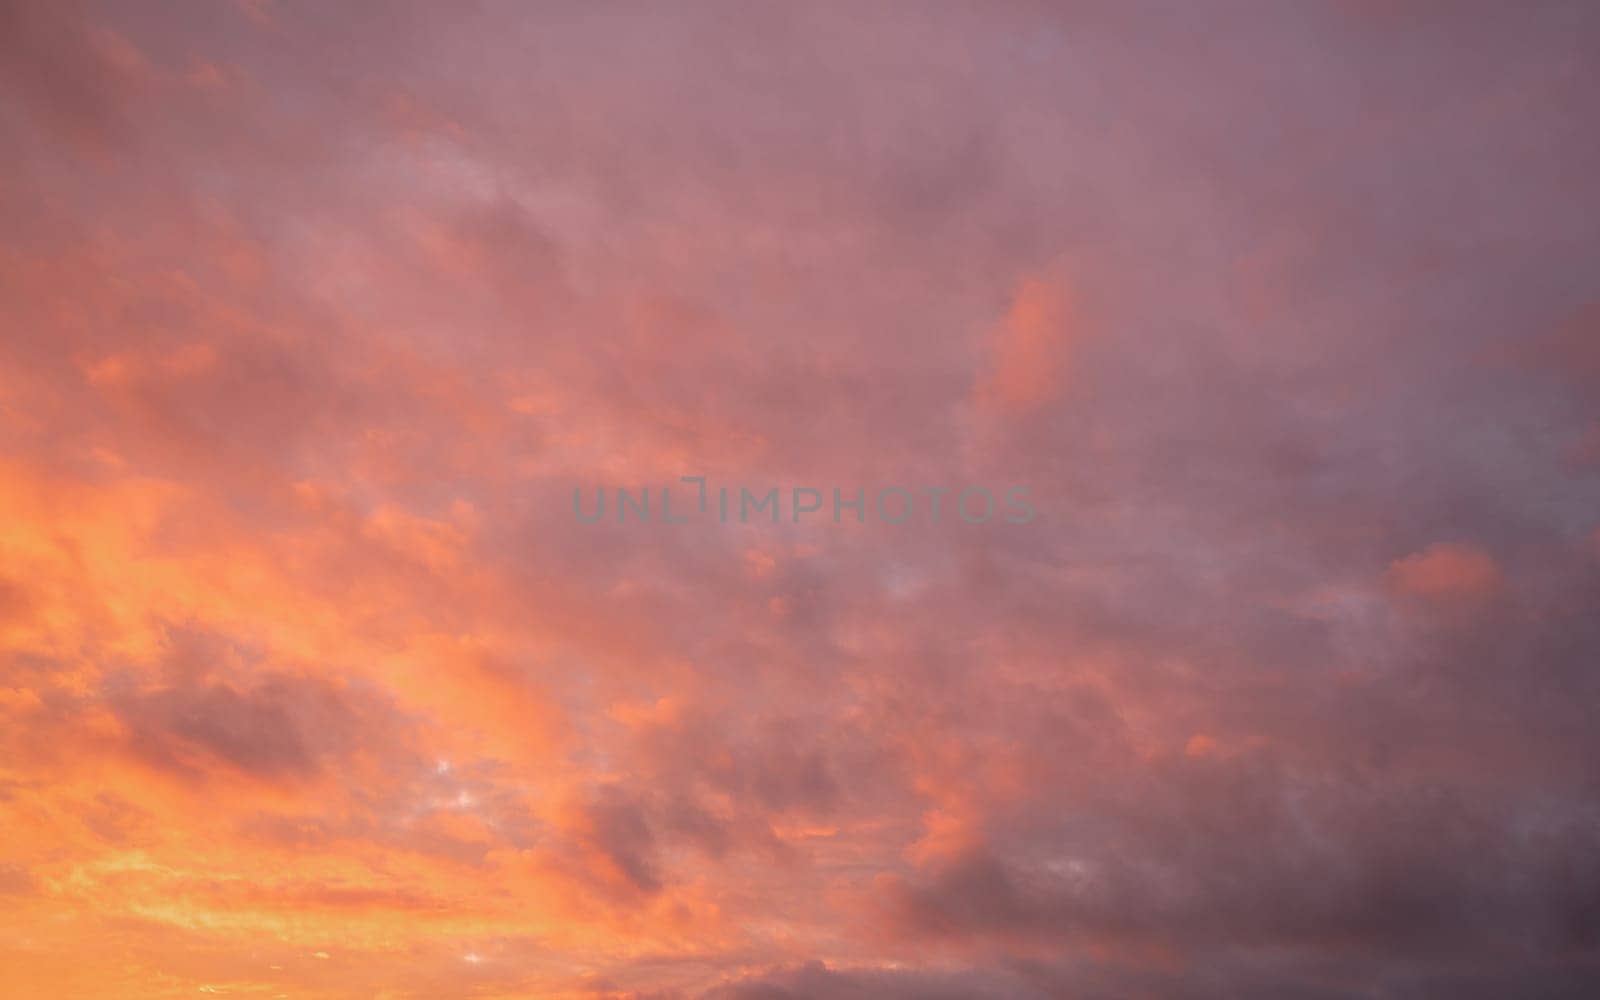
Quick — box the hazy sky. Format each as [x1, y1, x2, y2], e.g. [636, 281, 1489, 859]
[3, 1, 1600, 997]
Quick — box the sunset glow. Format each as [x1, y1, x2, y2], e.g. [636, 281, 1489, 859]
[3, 2, 1600, 997]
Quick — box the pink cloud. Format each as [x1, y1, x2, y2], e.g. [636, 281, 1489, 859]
[974, 274, 1076, 416]
[1387, 542, 1502, 603]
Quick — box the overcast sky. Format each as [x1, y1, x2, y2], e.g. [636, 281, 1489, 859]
[3, 1, 1600, 997]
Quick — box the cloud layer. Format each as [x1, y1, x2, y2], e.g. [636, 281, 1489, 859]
[3, 1, 1600, 997]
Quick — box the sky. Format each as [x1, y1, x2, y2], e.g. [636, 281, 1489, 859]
[2, 1, 1600, 997]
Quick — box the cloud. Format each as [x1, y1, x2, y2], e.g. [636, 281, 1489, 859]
[0, 0, 147, 154]
[4, 0, 1600, 996]
[108, 671, 375, 783]
[1387, 542, 1502, 603]
[974, 274, 1076, 416]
